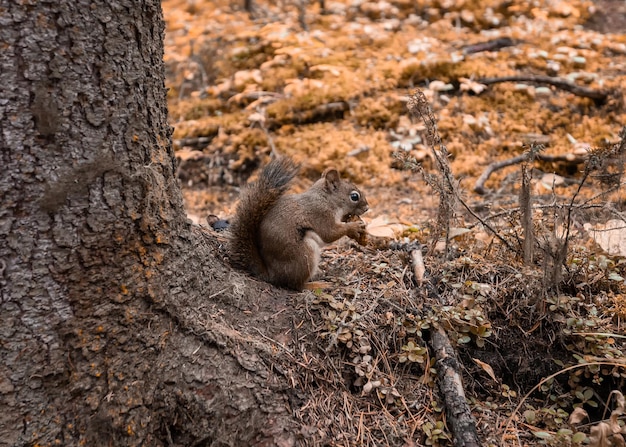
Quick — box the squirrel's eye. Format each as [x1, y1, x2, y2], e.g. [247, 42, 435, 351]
[350, 191, 360, 202]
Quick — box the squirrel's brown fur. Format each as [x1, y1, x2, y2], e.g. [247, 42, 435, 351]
[228, 157, 368, 290]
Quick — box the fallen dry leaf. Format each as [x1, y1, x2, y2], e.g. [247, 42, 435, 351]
[472, 358, 498, 383]
[609, 390, 625, 434]
[459, 77, 487, 94]
[310, 64, 344, 76]
[540, 173, 566, 190]
[589, 422, 612, 447]
[568, 406, 589, 425]
[449, 227, 472, 239]
[365, 216, 404, 238]
[584, 220, 626, 257]
[247, 112, 266, 124]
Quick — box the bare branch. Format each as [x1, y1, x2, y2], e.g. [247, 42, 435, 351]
[474, 151, 586, 194]
[478, 74, 609, 103]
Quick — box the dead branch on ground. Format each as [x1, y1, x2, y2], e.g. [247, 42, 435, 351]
[474, 151, 587, 194]
[429, 327, 481, 447]
[408, 248, 481, 447]
[462, 37, 516, 54]
[172, 101, 350, 150]
[478, 75, 609, 103]
[267, 101, 350, 129]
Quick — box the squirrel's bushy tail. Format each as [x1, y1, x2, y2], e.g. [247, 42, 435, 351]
[228, 157, 299, 276]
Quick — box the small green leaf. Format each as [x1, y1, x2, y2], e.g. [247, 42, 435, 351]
[408, 353, 424, 363]
[458, 335, 471, 344]
[533, 431, 552, 439]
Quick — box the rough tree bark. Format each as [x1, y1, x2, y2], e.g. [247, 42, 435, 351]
[0, 1, 299, 445]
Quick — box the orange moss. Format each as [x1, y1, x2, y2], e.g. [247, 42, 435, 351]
[400, 57, 513, 86]
[172, 112, 246, 141]
[259, 66, 299, 91]
[169, 97, 225, 121]
[354, 97, 399, 130]
[273, 122, 401, 187]
[183, 125, 273, 173]
[164, 0, 626, 227]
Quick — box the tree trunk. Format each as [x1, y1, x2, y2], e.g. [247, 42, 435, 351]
[0, 1, 298, 445]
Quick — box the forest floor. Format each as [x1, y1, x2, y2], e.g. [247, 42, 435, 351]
[162, 0, 626, 445]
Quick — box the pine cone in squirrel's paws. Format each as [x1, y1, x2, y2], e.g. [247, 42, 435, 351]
[346, 214, 368, 246]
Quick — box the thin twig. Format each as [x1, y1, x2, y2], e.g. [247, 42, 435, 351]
[407, 90, 517, 255]
[466, 203, 607, 229]
[258, 117, 279, 158]
[462, 37, 516, 54]
[474, 154, 528, 195]
[410, 249, 426, 286]
[520, 150, 534, 265]
[406, 92, 456, 257]
[554, 155, 594, 280]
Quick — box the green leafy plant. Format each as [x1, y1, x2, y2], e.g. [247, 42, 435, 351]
[423, 420, 451, 446]
[399, 340, 427, 364]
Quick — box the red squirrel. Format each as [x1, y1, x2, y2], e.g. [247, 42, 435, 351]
[228, 157, 368, 290]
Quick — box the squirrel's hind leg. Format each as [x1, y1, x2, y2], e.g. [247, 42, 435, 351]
[265, 241, 318, 291]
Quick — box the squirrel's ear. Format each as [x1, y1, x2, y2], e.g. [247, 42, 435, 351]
[322, 168, 340, 191]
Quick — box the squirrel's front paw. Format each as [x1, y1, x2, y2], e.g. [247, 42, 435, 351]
[346, 218, 368, 245]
